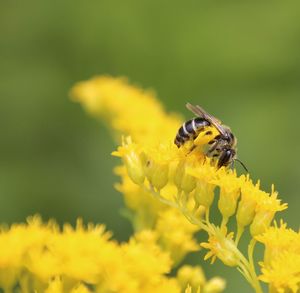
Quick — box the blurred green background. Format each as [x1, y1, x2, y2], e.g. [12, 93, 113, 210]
[0, 1, 299, 292]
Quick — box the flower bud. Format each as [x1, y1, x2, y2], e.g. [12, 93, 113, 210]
[123, 150, 145, 185]
[177, 265, 206, 290]
[112, 137, 146, 185]
[218, 187, 240, 219]
[236, 197, 256, 228]
[250, 210, 275, 236]
[144, 159, 169, 190]
[216, 238, 240, 267]
[201, 228, 240, 267]
[174, 161, 196, 193]
[250, 186, 287, 236]
[236, 180, 262, 228]
[194, 181, 215, 209]
[204, 277, 226, 293]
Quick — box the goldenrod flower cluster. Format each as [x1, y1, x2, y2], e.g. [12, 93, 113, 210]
[72, 76, 300, 293]
[0, 76, 230, 293]
[0, 216, 223, 293]
[256, 222, 300, 292]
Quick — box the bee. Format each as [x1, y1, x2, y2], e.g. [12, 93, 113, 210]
[175, 103, 247, 171]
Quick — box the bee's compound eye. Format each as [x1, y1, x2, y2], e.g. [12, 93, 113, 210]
[218, 149, 234, 168]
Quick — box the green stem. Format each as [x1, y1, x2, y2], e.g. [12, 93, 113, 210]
[147, 186, 178, 209]
[248, 239, 257, 277]
[221, 216, 228, 232]
[233, 246, 263, 293]
[205, 207, 210, 223]
[192, 201, 200, 214]
[180, 205, 210, 233]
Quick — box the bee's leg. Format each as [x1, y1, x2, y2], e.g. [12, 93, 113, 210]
[187, 145, 196, 154]
[206, 140, 219, 155]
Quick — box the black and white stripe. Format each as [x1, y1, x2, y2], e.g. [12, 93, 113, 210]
[174, 117, 210, 147]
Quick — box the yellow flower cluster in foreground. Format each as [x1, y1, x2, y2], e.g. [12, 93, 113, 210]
[72, 76, 300, 293]
[256, 222, 300, 292]
[0, 216, 224, 293]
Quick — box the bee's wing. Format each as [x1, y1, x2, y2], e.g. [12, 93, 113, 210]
[186, 103, 227, 136]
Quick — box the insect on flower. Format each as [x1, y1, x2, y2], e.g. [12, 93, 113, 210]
[174, 103, 248, 171]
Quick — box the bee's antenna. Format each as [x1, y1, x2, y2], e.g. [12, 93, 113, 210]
[234, 159, 249, 173]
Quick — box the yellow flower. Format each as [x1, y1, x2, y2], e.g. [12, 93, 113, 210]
[0, 216, 56, 291]
[115, 165, 166, 230]
[185, 284, 201, 293]
[51, 220, 115, 285]
[113, 136, 146, 185]
[250, 185, 287, 236]
[204, 277, 226, 293]
[185, 284, 193, 293]
[255, 221, 300, 265]
[0, 216, 186, 293]
[201, 226, 240, 267]
[213, 169, 244, 222]
[259, 251, 300, 293]
[143, 142, 179, 191]
[236, 178, 262, 228]
[187, 161, 217, 210]
[177, 265, 206, 290]
[71, 76, 181, 145]
[70, 284, 92, 293]
[155, 209, 200, 264]
[122, 230, 172, 284]
[173, 156, 199, 194]
[179, 266, 225, 293]
[71, 76, 291, 293]
[45, 277, 63, 293]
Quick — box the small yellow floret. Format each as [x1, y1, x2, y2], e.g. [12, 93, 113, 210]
[204, 277, 226, 293]
[45, 277, 63, 293]
[250, 185, 287, 236]
[113, 137, 146, 185]
[214, 170, 244, 220]
[177, 265, 206, 290]
[259, 251, 300, 293]
[155, 209, 200, 264]
[187, 160, 217, 210]
[255, 221, 300, 265]
[236, 179, 261, 228]
[201, 226, 240, 267]
[70, 284, 92, 293]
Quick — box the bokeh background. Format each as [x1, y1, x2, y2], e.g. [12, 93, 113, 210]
[1, 1, 299, 292]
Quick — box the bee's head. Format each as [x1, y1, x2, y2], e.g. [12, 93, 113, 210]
[217, 147, 236, 168]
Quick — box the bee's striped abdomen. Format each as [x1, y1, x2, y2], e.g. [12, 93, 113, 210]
[174, 117, 210, 147]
